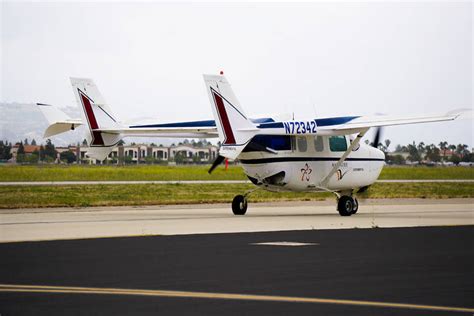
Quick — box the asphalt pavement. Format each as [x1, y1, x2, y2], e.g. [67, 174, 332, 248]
[0, 226, 473, 315]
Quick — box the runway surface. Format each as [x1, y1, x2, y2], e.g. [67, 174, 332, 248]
[1, 199, 472, 243]
[0, 226, 473, 315]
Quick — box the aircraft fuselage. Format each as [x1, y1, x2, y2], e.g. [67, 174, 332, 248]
[239, 135, 385, 193]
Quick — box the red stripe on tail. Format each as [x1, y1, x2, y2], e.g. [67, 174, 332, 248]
[213, 91, 236, 145]
[79, 90, 104, 146]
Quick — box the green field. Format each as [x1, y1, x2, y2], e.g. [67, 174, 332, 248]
[0, 164, 473, 182]
[0, 165, 246, 181]
[0, 165, 472, 209]
[378, 166, 474, 180]
[0, 182, 473, 209]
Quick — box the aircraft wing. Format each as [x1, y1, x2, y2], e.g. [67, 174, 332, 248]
[255, 109, 467, 136]
[99, 120, 219, 138]
[99, 117, 277, 138]
[316, 110, 465, 135]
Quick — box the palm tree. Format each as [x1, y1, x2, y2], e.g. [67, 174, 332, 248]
[407, 143, 421, 162]
[448, 144, 456, 159]
[417, 142, 425, 155]
[438, 141, 448, 160]
[384, 139, 391, 151]
[456, 144, 469, 159]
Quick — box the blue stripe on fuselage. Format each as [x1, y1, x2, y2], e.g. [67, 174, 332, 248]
[257, 116, 360, 129]
[129, 118, 275, 129]
[315, 116, 359, 127]
[129, 120, 216, 128]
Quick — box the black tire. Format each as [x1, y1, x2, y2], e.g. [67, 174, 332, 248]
[232, 195, 248, 215]
[352, 198, 359, 214]
[337, 196, 354, 216]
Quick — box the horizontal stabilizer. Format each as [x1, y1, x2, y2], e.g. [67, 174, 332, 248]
[37, 103, 83, 137]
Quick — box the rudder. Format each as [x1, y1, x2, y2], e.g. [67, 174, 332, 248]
[203, 74, 256, 159]
[70, 78, 122, 160]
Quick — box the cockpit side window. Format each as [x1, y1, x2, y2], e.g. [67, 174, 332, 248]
[314, 136, 324, 152]
[329, 136, 347, 152]
[297, 136, 307, 152]
[242, 135, 292, 152]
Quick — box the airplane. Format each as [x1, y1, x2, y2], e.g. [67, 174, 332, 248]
[38, 74, 465, 216]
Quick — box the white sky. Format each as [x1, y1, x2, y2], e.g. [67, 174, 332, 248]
[1, 1, 472, 148]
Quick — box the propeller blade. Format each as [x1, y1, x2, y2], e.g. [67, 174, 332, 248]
[372, 127, 383, 148]
[208, 155, 225, 174]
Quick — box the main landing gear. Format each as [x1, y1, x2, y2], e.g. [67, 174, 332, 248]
[337, 195, 359, 216]
[231, 195, 248, 215]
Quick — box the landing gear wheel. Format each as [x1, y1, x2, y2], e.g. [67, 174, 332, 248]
[337, 196, 354, 216]
[352, 198, 359, 214]
[232, 195, 248, 215]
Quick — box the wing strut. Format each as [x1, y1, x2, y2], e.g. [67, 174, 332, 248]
[319, 128, 369, 188]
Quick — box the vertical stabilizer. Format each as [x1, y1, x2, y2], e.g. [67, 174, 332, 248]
[203, 74, 256, 159]
[70, 78, 122, 160]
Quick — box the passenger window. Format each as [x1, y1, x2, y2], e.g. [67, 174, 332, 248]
[297, 137, 307, 152]
[329, 136, 347, 152]
[314, 136, 324, 152]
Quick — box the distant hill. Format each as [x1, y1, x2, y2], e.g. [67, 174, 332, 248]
[0, 102, 85, 146]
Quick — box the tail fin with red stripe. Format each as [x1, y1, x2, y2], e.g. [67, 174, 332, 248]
[70, 78, 122, 160]
[203, 74, 256, 159]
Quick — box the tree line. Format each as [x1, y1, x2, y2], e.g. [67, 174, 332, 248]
[0, 138, 63, 163]
[1, 137, 472, 165]
[371, 139, 473, 164]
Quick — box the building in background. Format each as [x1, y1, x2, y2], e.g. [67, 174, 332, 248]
[9, 143, 218, 165]
[73, 143, 218, 165]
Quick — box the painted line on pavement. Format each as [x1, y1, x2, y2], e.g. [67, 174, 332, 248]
[251, 241, 319, 247]
[0, 284, 472, 313]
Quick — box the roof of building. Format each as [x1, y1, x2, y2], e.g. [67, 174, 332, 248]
[21, 145, 41, 154]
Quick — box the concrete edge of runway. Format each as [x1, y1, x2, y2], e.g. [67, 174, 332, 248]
[1, 224, 472, 245]
[0, 198, 472, 243]
[0, 198, 472, 214]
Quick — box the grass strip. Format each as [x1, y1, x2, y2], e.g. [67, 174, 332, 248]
[0, 165, 246, 182]
[1, 165, 474, 181]
[0, 183, 472, 209]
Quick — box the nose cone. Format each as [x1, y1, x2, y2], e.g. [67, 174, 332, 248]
[368, 146, 385, 181]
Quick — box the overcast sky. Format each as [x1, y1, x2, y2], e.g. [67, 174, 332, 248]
[1, 1, 472, 148]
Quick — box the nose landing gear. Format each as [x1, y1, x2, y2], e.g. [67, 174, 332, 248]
[232, 195, 248, 215]
[337, 195, 359, 216]
[231, 188, 260, 215]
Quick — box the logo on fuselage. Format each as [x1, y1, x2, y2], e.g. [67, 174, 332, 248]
[336, 169, 349, 181]
[300, 163, 313, 181]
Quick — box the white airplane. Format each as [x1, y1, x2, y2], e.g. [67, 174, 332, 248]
[38, 74, 465, 216]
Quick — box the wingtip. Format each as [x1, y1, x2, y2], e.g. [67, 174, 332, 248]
[446, 108, 472, 119]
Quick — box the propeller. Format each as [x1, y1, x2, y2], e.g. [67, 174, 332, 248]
[208, 155, 225, 174]
[355, 127, 384, 200]
[371, 127, 383, 148]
